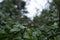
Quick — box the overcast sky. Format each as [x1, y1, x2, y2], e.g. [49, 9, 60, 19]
[24, 0, 50, 20]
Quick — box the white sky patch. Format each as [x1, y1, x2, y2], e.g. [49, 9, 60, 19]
[25, 0, 48, 20]
[0, 0, 3, 3]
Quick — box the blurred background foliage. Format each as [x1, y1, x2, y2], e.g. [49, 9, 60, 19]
[0, 0, 59, 40]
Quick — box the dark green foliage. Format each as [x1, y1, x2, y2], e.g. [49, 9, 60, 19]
[0, 0, 59, 40]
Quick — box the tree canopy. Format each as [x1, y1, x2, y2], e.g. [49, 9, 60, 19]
[0, 0, 59, 40]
